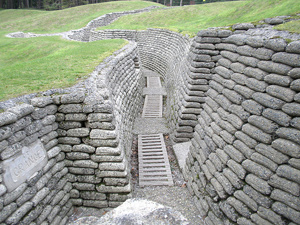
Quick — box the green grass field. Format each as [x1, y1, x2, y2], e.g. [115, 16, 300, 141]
[1, 0, 300, 101]
[0, 1, 163, 34]
[0, 34, 127, 100]
[99, 0, 300, 36]
[276, 18, 300, 34]
[0, 1, 161, 101]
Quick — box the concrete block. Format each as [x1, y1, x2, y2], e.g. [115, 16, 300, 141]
[266, 85, 295, 102]
[272, 52, 300, 67]
[265, 38, 286, 52]
[288, 68, 300, 79]
[246, 78, 268, 92]
[234, 190, 258, 211]
[257, 60, 292, 75]
[272, 202, 300, 224]
[58, 104, 83, 113]
[269, 175, 300, 196]
[271, 189, 300, 211]
[243, 185, 272, 208]
[250, 213, 273, 225]
[252, 48, 274, 60]
[67, 128, 90, 137]
[242, 159, 273, 180]
[264, 73, 291, 86]
[220, 201, 238, 222]
[282, 103, 300, 116]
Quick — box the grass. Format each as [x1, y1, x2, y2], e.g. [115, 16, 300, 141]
[1, 0, 300, 100]
[0, 32, 127, 100]
[275, 18, 300, 34]
[0, 1, 163, 34]
[0, 1, 161, 101]
[99, 0, 300, 36]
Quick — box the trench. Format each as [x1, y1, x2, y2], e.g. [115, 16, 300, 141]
[2, 6, 300, 225]
[136, 69, 172, 186]
[67, 68, 204, 224]
[130, 68, 204, 224]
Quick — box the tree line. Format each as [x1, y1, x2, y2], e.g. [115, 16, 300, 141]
[0, 0, 237, 11]
[0, 0, 116, 10]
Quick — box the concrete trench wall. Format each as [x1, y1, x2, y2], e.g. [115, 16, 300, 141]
[88, 26, 300, 224]
[0, 42, 142, 224]
[136, 29, 235, 144]
[0, 102, 72, 225]
[68, 6, 157, 42]
[90, 29, 138, 42]
[90, 28, 232, 143]
[137, 29, 200, 142]
[2, 8, 300, 224]
[91, 28, 212, 142]
[183, 31, 300, 224]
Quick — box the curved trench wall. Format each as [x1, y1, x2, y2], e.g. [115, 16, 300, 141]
[68, 6, 157, 42]
[137, 29, 197, 142]
[90, 28, 233, 143]
[184, 31, 300, 224]
[92, 27, 213, 143]
[91, 27, 300, 224]
[137, 29, 235, 143]
[2, 17, 300, 224]
[0, 42, 142, 224]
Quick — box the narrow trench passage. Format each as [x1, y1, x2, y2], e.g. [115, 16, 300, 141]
[138, 72, 173, 187]
[130, 68, 205, 225]
[68, 69, 204, 224]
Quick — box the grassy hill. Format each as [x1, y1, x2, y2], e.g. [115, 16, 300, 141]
[0, 1, 163, 34]
[99, 0, 300, 36]
[0, 1, 161, 101]
[1, 0, 300, 101]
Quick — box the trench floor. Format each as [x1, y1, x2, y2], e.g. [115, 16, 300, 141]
[131, 68, 204, 224]
[131, 134, 204, 225]
[67, 69, 204, 224]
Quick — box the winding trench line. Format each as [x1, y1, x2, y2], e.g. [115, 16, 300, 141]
[6, 6, 161, 41]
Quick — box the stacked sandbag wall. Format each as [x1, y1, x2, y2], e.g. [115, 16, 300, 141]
[55, 42, 143, 209]
[86, 6, 158, 29]
[67, 6, 158, 42]
[0, 41, 143, 224]
[88, 28, 217, 143]
[0, 101, 72, 225]
[184, 29, 300, 224]
[90, 29, 138, 42]
[137, 29, 211, 142]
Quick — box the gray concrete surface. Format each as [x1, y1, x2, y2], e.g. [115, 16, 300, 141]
[143, 87, 167, 96]
[173, 141, 191, 171]
[132, 117, 169, 135]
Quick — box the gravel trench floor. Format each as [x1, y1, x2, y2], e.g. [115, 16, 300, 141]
[68, 135, 204, 225]
[130, 135, 204, 225]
